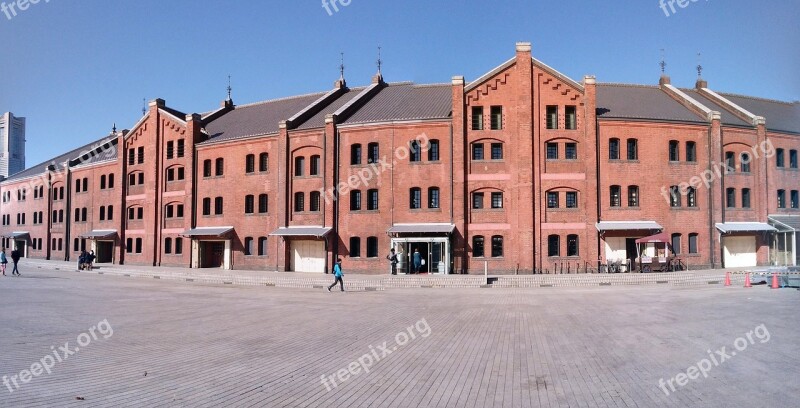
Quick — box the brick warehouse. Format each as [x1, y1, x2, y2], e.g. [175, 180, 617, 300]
[1, 43, 798, 274]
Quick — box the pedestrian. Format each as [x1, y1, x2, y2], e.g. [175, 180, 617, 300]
[78, 250, 87, 271]
[386, 248, 398, 275]
[87, 250, 96, 271]
[10, 247, 21, 276]
[0, 248, 7, 276]
[327, 258, 344, 292]
[412, 248, 422, 274]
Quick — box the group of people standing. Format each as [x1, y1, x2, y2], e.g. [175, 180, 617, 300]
[0, 247, 22, 276]
[78, 250, 96, 271]
[386, 248, 426, 275]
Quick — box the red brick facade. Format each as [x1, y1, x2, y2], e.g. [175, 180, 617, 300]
[2, 43, 798, 273]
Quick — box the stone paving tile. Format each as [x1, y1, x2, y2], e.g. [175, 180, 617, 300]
[0, 266, 798, 407]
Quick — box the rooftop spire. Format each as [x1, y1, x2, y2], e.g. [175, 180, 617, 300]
[339, 52, 345, 81]
[142, 98, 146, 116]
[659, 49, 667, 74]
[696, 52, 703, 78]
[372, 46, 384, 84]
[112, 123, 116, 134]
[226, 75, 233, 101]
[377, 46, 382, 75]
[695, 52, 708, 89]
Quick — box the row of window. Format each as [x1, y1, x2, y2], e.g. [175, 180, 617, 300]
[471, 106, 504, 131]
[546, 235, 580, 257]
[245, 153, 269, 173]
[349, 237, 379, 258]
[74, 208, 89, 222]
[777, 190, 800, 209]
[546, 106, 578, 130]
[127, 147, 145, 166]
[243, 237, 269, 256]
[471, 143, 503, 161]
[546, 142, 578, 160]
[547, 191, 579, 209]
[776, 148, 798, 169]
[472, 235, 504, 258]
[472, 192, 503, 209]
[165, 139, 186, 160]
[164, 237, 184, 254]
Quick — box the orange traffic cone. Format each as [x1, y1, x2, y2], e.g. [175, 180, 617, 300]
[744, 273, 752, 288]
[724, 271, 731, 287]
[771, 272, 780, 289]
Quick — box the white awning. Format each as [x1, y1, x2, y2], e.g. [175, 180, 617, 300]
[716, 222, 777, 234]
[78, 230, 117, 239]
[387, 224, 456, 234]
[269, 227, 332, 238]
[181, 226, 235, 237]
[768, 216, 800, 232]
[3, 231, 29, 239]
[595, 221, 662, 232]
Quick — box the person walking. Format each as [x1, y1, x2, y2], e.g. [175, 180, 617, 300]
[10, 247, 21, 276]
[327, 258, 344, 292]
[386, 248, 398, 275]
[412, 248, 422, 274]
[0, 248, 7, 276]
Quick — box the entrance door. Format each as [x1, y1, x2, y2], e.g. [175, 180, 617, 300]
[200, 242, 225, 268]
[723, 236, 757, 267]
[408, 242, 429, 273]
[290, 240, 325, 273]
[625, 238, 638, 272]
[14, 240, 26, 257]
[96, 241, 114, 263]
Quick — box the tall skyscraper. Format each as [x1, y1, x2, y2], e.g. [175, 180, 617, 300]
[0, 112, 26, 178]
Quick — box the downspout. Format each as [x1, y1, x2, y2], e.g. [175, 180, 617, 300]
[333, 127, 340, 262]
[64, 163, 72, 261]
[595, 118, 602, 266]
[708, 124, 717, 269]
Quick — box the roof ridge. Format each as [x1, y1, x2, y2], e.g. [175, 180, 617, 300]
[413, 83, 451, 88]
[718, 91, 795, 105]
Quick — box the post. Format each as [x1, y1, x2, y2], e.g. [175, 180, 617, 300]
[484, 260, 488, 282]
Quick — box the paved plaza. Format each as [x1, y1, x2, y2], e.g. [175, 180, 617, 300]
[0, 264, 797, 407]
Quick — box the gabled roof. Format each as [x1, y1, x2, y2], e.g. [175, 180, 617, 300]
[718, 93, 800, 134]
[294, 86, 367, 131]
[202, 92, 327, 144]
[340, 83, 452, 125]
[596, 84, 705, 123]
[680, 89, 752, 127]
[2, 135, 117, 183]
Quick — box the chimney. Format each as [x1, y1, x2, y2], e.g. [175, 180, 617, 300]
[659, 74, 671, 86]
[695, 78, 708, 89]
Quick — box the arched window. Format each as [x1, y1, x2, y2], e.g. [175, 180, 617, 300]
[628, 186, 639, 207]
[349, 237, 361, 258]
[294, 192, 304, 212]
[472, 236, 485, 258]
[428, 140, 440, 161]
[548, 235, 560, 257]
[245, 154, 255, 173]
[668, 140, 679, 161]
[258, 194, 268, 213]
[670, 186, 681, 208]
[409, 188, 421, 209]
[491, 236, 504, 258]
[368, 143, 380, 163]
[244, 237, 253, 256]
[294, 156, 305, 177]
[259, 153, 269, 172]
[428, 187, 440, 209]
[215, 158, 224, 176]
[350, 190, 362, 211]
[610, 185, 621, 207]
[165, 237, 172, 254]
[258, 237, 268, 256]
[100, 175, 107, 189]
[244, 195, 254, 214]
[671, 233, 682, 255]
[740, 152, 751, 173]
[567, 235, 579, 257]
[626, 139, 638, 160]
[310, 191, 321, 212]
[366, 237, 378, 258]
[351, 144, 362, 165]
[203, 159, 212, 177]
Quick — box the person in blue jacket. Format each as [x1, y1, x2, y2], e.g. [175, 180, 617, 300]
[327, 258, 344, 292]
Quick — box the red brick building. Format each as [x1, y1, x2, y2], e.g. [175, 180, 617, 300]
[2, 43, 798, 273]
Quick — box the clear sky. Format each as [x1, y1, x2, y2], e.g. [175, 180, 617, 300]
[1, 0, 798, 167]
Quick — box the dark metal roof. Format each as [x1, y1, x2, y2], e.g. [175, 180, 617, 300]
[387, 224, 456, 234]
[78, 230, 118, 239]
[719, 93, 800, 134]
[181, 226, 235, 237]
[341, 83, 452, 125]
[294, 87, 367, 131]
[597, 84, 705, 123]
[680, 89, 752, 127]
[2, 135, 117, 183]
[202, 93, 327, 144]
[595, 221, 663, 231]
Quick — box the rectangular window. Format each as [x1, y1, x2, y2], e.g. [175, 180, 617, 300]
[428, 188, 440, 209]
[609, 139, 620, 160]
[367, 189, 379, 211]
[727, 188, 736, 208]
[214, 197, 223, 215]
[628, 186, 639, 207]
[245, 154, 255, 173]
[547, 192, 559, 209]
[472, 236, 484, 258]
[472, 143, 484, 160]
[137, 147, 144, 164]
[567, 235, 579, 257]
[366, 237, 378, 258]
[310, 155, 320, 176]
[472, 192, 484, 209]
[177, 139, 185, 158]
[410, 188, 421, 209]
[258, 237, 267, 256]
[350, 190, 362, 211]
[546, 106, 558, 129]
[175, 238, 183, 255]
[669, 141, 679, 162]
[167, 141, 174, 159]
[689, 234, 698, 254]
[686, 142, 697, 162]
[627, 139, 638, 160]
[777, 190, 786, 208]
[790, 150, 798, 169]
[294, 192, 305, 212]
[244, 237, 253, 256]
[245, 195, 254, 214]
[566, 192, 578, 209]
[259, 153, 268, 172]
[135, 238, 142, 253]
[351, 144, 362, 165]
[776, 148, 785, 168]
[565, 106, 576, 130]
[546, 143, 558, 160]
[349, 237, 361, 258]
[548, 235, 560, 257]
[128, 149, 135, 165]
[203, 160, 212, 177]
[610, 186, 621, 207]
[565, 143, 577, 160]
[791, 190, 799, 209]
[491, 192, 503, 209]
[490, 143, 503, 160]
[202, 198, 211, 216]
[491, 236, 503, 258]
[294, 157, 304, 177]
[471, 106, 484, 130]
[490, 106, 503, 130]
[671, 234, 682, 255]
[259, 194, 268, 213]
[428, 140, 440, 161]
[742, 188, 751, 208]
[368, 143, 380, 164]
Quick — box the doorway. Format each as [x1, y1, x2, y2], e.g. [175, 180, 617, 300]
[391, 238, 450, 274]
[95, 241, 114, 263]
[200, 242, 225, 268]
[14, 240, 27, 258]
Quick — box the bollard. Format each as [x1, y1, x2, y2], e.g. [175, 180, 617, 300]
[744, 272, 752, 288]
[771, 272, 780, 289]
[724, 271, 731, 287]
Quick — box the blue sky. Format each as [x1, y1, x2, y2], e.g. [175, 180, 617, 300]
[1, 0, 798, 167]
